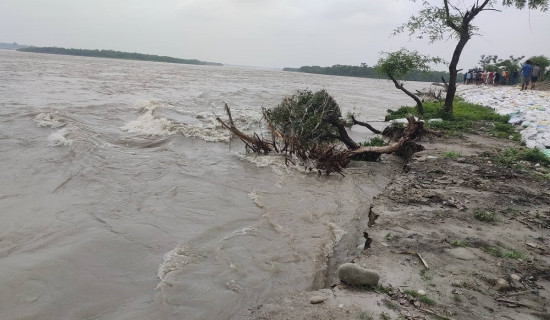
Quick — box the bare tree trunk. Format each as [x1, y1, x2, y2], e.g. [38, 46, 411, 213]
[444, 32, 469, 114]
[443, 0, 490, 115]
[325, 116, 359, 150]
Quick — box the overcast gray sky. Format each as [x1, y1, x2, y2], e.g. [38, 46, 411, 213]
[1, 0, 549, 70]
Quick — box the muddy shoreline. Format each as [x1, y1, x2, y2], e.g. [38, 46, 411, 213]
[247, 131, 550, 320]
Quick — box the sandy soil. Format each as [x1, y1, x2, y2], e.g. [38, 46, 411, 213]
[534, 81, 550, 91]
[247, 132, 550, 320]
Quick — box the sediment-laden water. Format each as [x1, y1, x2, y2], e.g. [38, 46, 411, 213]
[0, 50, 429, 320]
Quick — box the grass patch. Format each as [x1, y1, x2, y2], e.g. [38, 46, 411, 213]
[419, 295, 436, 306]
[358, 311, 373, 320]
[443, 151, 462, 158]
[452, 239, 469, 247]
[353, 137, 387, 161]
[403, 289, 421, 298]
[420, 269, 433, 281]
[503, 249, 528, 260]
[359, 136, 386, 147]
[403, 289, 436, 306]
[491, 123, 522, 141]
[474, 209, 497, 222]
[380, 312, 391, 320]
[484, 147, 550, 168]
[486, 246, 529, 260]
[383, 299, 398, 310]
[386, 99, 514, 137]
[503, 207, 521, 217]
[376, 284, 392, 294]
[486, 246, 504, 257]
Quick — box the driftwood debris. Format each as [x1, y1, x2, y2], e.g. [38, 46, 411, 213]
[216, 103, 274, 154]
[217, 104, 442, 175]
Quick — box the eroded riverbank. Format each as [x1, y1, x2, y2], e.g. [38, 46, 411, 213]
[249, 130, 550, 320]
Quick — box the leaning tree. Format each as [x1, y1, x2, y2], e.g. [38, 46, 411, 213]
[376, 48, 443, 116]
[395, 0, 549, 115]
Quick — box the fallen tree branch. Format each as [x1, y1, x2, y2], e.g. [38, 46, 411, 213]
[216, 103, 274, 154]
[351, 115, 382, 134]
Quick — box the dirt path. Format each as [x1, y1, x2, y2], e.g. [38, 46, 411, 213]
[248, 133, 550, 320]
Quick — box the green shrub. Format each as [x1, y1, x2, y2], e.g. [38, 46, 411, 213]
[443, 151, 462, 158]
[474, 209, 497, 222]
[452, 239, 469, 247]
[360, 137, 386, 147]
[486, 247, 529, 260]
[403, 290, 435, 306]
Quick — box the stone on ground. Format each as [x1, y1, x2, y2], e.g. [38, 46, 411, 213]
[337, 263, 379, 286]
[309, 296, 326, 304]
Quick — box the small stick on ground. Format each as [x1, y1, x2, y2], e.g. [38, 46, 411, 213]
[417, 252, 429, 270]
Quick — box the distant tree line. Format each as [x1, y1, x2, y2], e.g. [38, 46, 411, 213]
[283, 63, 456, 83]
[0, 42, 28, 50]
[17, 47, 223, 66]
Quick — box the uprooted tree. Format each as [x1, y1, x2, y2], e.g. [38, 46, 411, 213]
[217, 89, 442, 175]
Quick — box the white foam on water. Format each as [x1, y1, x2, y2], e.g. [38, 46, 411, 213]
[231, 152, 308, 177]
[134, 99, 166, 113]
[48, 128, 73, 147]
[225, 280, 244, 293]
[178, 122, 231, 142]
[221, 226, 257, 241]
[35, 112, 67, 128]
[248, 190, 264, 208]
[155, 245, 192, 290]
[262, 214, 293, 237]
[122, 106, 177, 136]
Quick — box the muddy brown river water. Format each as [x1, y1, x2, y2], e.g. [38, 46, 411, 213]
[0, 49, 430, 320]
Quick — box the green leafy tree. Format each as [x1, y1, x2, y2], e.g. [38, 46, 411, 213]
[266, 89, 343, 147]
[395, 0, 549, 115]
[479, 54, 525, 73]
[18, 47, 222, 66]
[479, 54, 500, 71]
[497, 55, 525, 74]
[376, 48, 443, 115]
[529, 55, 550, 80]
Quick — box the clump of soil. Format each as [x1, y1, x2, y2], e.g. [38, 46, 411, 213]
[534, 80, 550, 91]
[248, 133, 550, 320]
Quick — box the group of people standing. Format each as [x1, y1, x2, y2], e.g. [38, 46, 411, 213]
[520, 60, 542, 91]
[463, 60, 542, 90]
